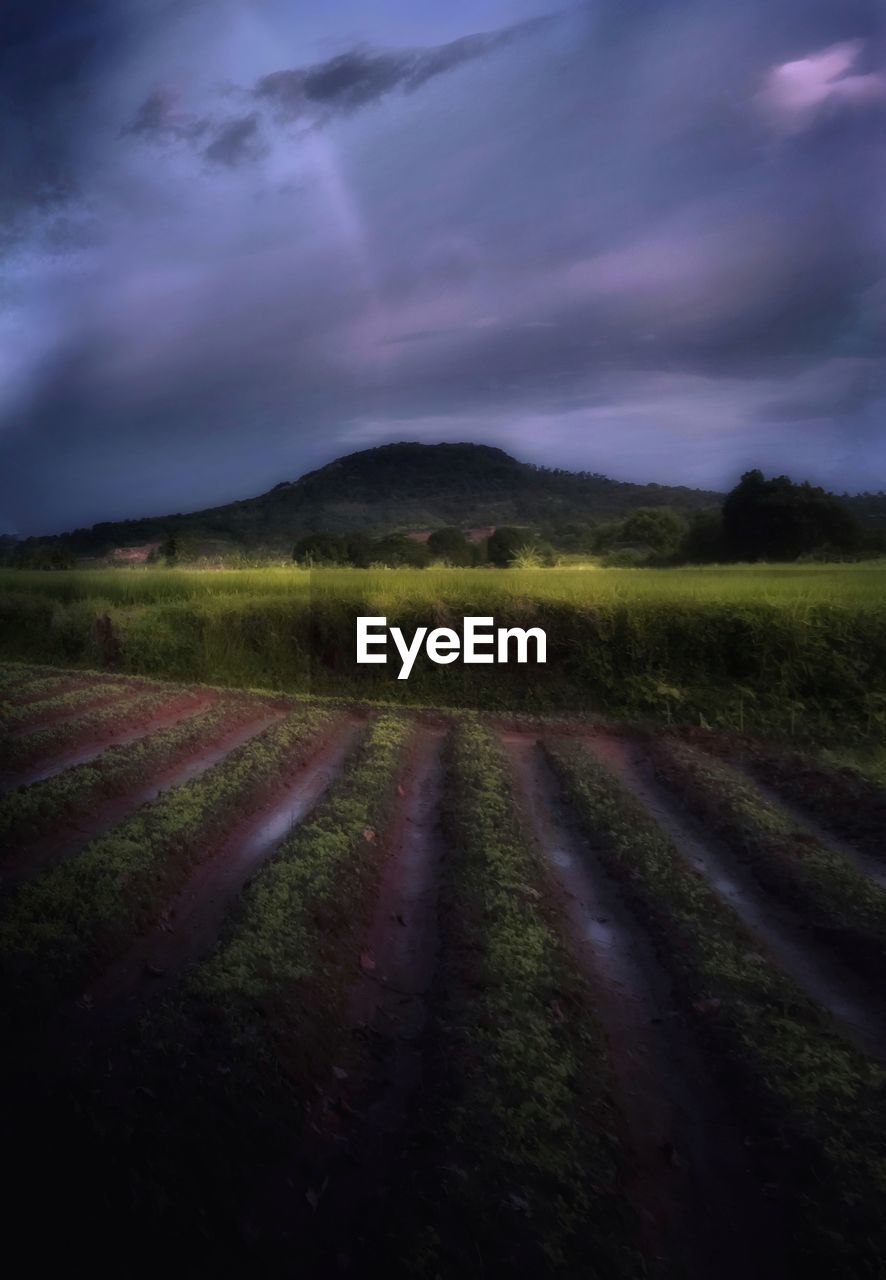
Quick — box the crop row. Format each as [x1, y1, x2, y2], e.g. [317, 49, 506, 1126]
[0, 704, 334, 1018]
[190, 712, 408, 1013]
[2, 666, 885, 1274]
[390, 719, 639, 1277]
[92, 712, 413, 1263]
[0, 693, 260, 853]
[0, 663, 70, 698]
[0, 680, 132, 731]
[0, 684, 199, 778]
[34, 715, 641, 1276]
[651, 739, 886, 988]
[739, 744, 886, 862]
[0, 662, 146, 702]
[0, 672, 91, 708]
[544, 737, 886, 1275]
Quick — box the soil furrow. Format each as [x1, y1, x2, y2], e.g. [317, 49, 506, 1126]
[503, 731, 784, 1280]
[3, 684, 134, 738]
[4, 692, 211, 789]
[343, 722, 445, 1112]
[80, 714, 366, 1013]
[590, 731, 886, 1063]
[1, 675, 95, 708]
[252, 723, 447, 1268]
[734, 764, 886, 890]
[1, 708, 283, 882]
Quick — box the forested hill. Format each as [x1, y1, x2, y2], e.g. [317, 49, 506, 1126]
[29, 443, 725, 555]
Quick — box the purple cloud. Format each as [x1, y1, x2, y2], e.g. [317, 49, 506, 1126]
[0, 0, 884, 535]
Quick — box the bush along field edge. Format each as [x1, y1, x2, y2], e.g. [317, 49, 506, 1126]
[2, 584, 886, 740]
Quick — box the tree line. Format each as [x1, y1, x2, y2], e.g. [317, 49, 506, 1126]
[4, 470, 881, 569]
[292, 472, 881, 568]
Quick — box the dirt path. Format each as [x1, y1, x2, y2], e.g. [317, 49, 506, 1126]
[1, 708, 284, 883]
[590, 732, 886, 1064]
[3, 692, 211, 789]
[80, 715, 366, 1013]
[503, 731, 785, 1280]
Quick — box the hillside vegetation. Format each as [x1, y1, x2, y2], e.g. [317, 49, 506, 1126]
[8, 443, 883, 567]
[13, 443, 722, 557]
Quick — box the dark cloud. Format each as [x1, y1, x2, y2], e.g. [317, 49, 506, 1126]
[756, 359, 886, 422]
[119, 13, 556, 163]
[123, 87, 209, 142]
[0, 1, 107, 242]
[1, 0, 884, 535]
[255, 14, 556, 120]
[203, 113, 263, 167]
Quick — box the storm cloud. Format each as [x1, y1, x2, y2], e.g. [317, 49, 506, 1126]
[125, 13, 558, 166]
[254, 15, 556, 121]
[0, 0, 884, 534]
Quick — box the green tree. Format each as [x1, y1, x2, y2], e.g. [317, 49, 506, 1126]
[486, 526, 533, 567]
[470, 537, 489, 566]
[619, 507, 687, 556]
[590, 521, 621, 553]
[13, 543, 76, 570]
[344, 532, 376, 568]
[292, 533, 346, 565]
[681, 509, 726, 562]
[723, 470, 859, 561]
[372, 536, 430, 567]
[549, 521, 597, 553]
[159, 534, 178, 565]
[426, 527, 472, 565]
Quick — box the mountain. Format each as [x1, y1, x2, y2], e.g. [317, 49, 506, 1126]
[23, 443, 726, 557]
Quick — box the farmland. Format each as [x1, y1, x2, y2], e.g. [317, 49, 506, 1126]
[1, 563, 885, 737]
[2, 660, 886, 1276]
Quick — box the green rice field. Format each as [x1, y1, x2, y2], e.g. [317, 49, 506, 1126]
[3, 562, 886, 605]
[1, 564, 884, 738]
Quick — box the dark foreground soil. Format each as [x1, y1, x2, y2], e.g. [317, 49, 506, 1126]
[1, 665, 884, 1278]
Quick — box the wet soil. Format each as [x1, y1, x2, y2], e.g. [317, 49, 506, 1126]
[1, 690, 210, 789]
[1, 706, 283, 882]
[2, 682, 137, 738]
[242, 724, 448, 1270]
[503, 731, 787, 1280]
[735, 765, 886, 890]
[80, 714, 367, 1016]
[590, 732, 886, 1064]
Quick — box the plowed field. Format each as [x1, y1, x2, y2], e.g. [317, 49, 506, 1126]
[1, 661, 884, 1278]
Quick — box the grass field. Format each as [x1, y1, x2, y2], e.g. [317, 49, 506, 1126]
[4, 561, 886, 604]
[1, 564, 884, 738]
[2, 661, 886, 1277]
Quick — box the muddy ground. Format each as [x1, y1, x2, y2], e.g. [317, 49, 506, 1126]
[1, 667, 884, 1277]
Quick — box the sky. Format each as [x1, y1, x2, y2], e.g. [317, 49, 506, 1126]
[1, 0, 884, 534]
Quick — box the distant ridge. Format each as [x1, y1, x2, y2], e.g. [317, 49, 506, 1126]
[26, 442, 727, 555]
